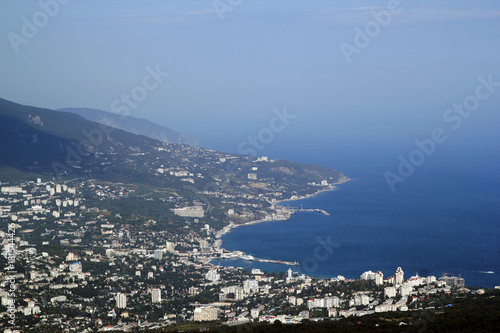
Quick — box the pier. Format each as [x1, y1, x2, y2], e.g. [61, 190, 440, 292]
[253, 257, 299, 266]
[285, 206, 330, 216]
[219, 253, 300, 266]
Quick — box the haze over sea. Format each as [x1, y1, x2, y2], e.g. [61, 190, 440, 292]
[213, 141, 500, 288]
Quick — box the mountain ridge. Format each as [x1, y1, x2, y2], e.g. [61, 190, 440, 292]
[0, 97, 348, 201]
[57, 107, 199, 146]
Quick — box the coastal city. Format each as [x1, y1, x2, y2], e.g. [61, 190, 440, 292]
[0, 179, 483, 332]
[2, 1, 500, 331]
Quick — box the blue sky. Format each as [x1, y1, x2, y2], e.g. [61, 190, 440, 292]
[1, 0, 499, 164]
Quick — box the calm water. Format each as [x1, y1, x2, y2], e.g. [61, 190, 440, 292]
[214, 148, 500, 288]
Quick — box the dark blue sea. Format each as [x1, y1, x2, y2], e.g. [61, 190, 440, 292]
[212, 145, 500, 288]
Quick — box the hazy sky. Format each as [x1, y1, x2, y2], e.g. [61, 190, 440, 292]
[1, 0, 499, 163]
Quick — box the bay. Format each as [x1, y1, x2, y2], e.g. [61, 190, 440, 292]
[214, 148, 500, 288]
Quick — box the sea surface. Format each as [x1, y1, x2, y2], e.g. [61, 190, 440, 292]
[212, 146, 500, 288]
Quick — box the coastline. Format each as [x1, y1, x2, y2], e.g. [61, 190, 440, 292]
[275, 175, 351, 207]
[212, 179, 350, 265]
[275, 183, 338, 206]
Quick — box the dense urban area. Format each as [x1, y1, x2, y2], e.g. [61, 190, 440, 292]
[1, 179, 495, 332]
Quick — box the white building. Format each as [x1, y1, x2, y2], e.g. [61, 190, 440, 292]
[152, 288, 162, 303]
[1, 186, 23, 194]
[50, 296, 67, 304]
[69, 262, 82, 273]
[308, 297, 339, 309]
[189, 286, 200, 296]
[116, 293, 127, 308]
[194, 306, 218, 321]
[407, 274, 425, 287]
[154, 249, 163, 260]
[165, 241, 176, 252]
[205, 269, 220, 282]
[220, 286, 245, 300]
[243, 279, 259, 293]
[399, 284, 412, 297]
[106, 249, 115, 258]
[354, 294, 370, 306]
[375, 271, 384, 285]
[426, 275, 437, 284]
[172, 206, 204, 218]
[326, 296, 340, 308]
[360, 270, 376, 281]
[384, 286, 397, 298]
[395, 267, 404, 285]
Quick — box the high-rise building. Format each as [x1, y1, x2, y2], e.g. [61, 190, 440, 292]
[375, 271, 384, 285]
[152, 288, 162, 303]
[395, 267, 404, 285]
[243, 279, 259, 293]
[115, 293, 127, 308]
[439, 275, 465, 287]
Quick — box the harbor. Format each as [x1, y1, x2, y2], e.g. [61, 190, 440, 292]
[287, 207, 330, 216]
[219, 251, 299, 266]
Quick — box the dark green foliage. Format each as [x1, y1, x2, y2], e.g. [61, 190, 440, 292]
[149, 291, 500, 333]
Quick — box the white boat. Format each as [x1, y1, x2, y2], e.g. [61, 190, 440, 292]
[240, 255, 254, 261]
